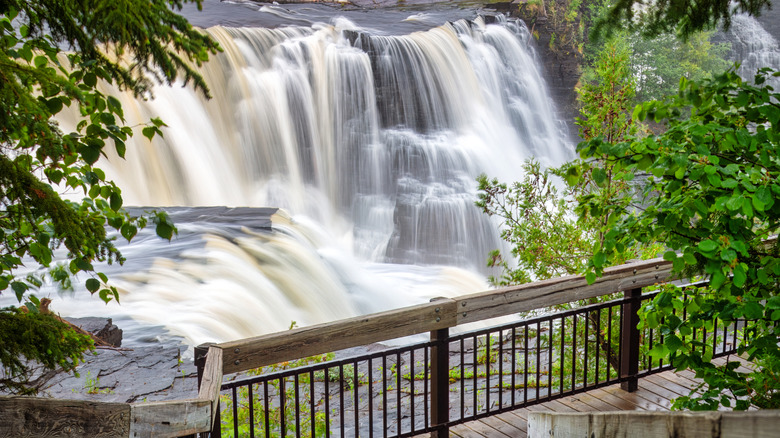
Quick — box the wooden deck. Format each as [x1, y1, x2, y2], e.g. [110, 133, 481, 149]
[450, 357, 754, 437]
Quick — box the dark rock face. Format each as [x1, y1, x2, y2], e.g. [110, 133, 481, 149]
[65, 317, 123, 348]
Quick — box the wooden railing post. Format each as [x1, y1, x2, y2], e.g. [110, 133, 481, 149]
[430, 298, 450, 437]
[620, 288, 642, 392]
[194, 343, 220, 438]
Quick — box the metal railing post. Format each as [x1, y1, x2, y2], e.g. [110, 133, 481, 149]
[194, 343, 220, 438]
[620, 288, 642, 392]
[430, 325, 450, 437]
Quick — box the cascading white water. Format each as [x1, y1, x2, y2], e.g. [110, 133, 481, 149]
[23, 14, 572, 347]
[728, 14, 780, 87]
[103, 15, 569, 270]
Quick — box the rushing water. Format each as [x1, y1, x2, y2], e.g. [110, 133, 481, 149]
[13, 5, 571, 348]
[728, 11, 780, 88]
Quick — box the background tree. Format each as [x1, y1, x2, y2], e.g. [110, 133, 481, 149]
[594, 0, 773, 39]
[476, 36, 653, 285]
[630, 31, 731, 102]
[578, 68, 780, 409]
[0, 0, 219, 394]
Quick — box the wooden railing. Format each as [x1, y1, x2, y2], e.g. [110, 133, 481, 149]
[0, 257, 675, 437]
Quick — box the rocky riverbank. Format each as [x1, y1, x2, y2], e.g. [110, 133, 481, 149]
[29, 318, 199, 404]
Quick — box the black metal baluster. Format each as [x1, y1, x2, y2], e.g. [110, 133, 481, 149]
[233, 387, 239, 438]
[410, 350, 415, 433]
[264, 381, 270, 438]
[325, 369, 331, 438]
[295, 374, 301, 438]
[310, 371, 315, 438]
[249, 384, 255, 438]
[584, 312, 590, 388]
[354, 361, 359, 438]
[340, 364, 345, 438]
[572, 315, 578, 391]
[280, 379, 286, 438]
[369, 358, 374, 438]
[560, 316, 565, 395]
[382, 356, 387, 438]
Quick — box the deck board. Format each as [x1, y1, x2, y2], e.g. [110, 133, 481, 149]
[448, 362, 736, 438]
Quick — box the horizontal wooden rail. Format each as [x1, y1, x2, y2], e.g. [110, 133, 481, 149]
[217, 257, 673, 374]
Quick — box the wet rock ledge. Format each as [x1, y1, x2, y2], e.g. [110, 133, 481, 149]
[35, 318, 198, 404]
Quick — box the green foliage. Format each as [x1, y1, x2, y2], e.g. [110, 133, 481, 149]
[593, 0, 772, 40]
[0, 1, 219, 393]
[579, 67, 780, 409]
[630, 31, 731, 102]
[0, 306, 94, 394]
[476, 161, 594, 285]
[219, 353, 335, 437]
[519, 0, 588, 58]
[577, 36, 637, 142]
[478, 35, 659, 286]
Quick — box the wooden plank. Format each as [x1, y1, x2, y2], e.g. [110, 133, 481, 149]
[219, 298, 457, 373]
[456, 258, 672, 324]
[721, 410, 780, 438]
[458, 417, 514, 438]
[129, 399, 210, 437]
[479, 414, 525, 437]
[197, 346, 223, 429]
[636, 379, 679, 408]
[528, 411, 723, 438]
[576, 391, 625, 411]
[602, 384, 668, 410]
[0, 397, 130, 438]
[485, 412, 527, 436]
[643, 373, 698, 397]
[450, 422, 490, 438]
[586, 387, 645, 411]
[530, 399, 577, 413]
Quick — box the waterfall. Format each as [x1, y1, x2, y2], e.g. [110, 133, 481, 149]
[34, 15, 571, 346]
[727, 14, 780, 87]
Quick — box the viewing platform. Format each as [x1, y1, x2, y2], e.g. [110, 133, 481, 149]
[451, 356, 755, 437]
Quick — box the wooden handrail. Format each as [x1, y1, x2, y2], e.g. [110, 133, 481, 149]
[217, 256, 673, 373]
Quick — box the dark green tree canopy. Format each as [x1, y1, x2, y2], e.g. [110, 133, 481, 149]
[594, 0, 773, 39]
[0, 0, 218, 393]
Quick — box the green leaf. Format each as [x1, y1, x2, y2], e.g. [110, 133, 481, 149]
[698, 240, 718, 253]
[142, 126, 156, 141]
[83, 72, 97, 87]
[585, 272, 597, 285]
[72, 258, 94, 273]
[109, 192, 122, 211]
[664, 334, 683, 352]
[156, 222, 174, 240]
[742, 301, 763, 320]
[732, 264, 747, 287]
[593, 251, 607, 268]
[565, 165, 580, 186]
[34, 55, 48, 68]
[11, 281, 28, 301]
[79, 145, 100, 165]
[592, 168, 607, 186]
[85, 278, 101, 293]
[120, 223, 137, 241]
[648, 343, 670, 359]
